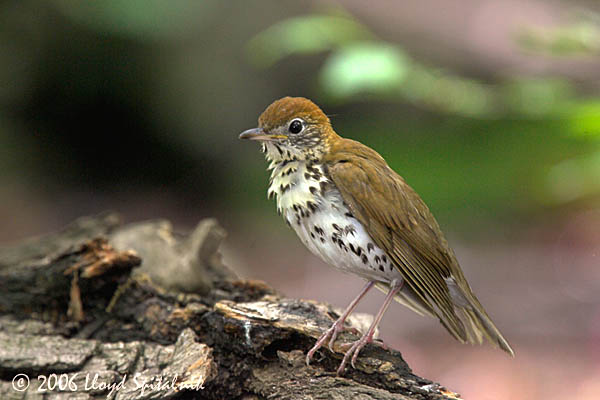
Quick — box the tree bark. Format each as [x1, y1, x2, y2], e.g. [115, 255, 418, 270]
[0, 214, 459, 400]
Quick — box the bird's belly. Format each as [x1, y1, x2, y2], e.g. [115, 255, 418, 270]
[286, 206, 402, 284]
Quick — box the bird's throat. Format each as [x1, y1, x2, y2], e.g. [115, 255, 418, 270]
[267, 158, 330, 222]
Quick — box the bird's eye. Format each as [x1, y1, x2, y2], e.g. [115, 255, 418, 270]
[288, 119, 303, 134]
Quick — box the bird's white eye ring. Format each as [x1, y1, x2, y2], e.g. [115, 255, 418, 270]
[288, 119, 303, 134]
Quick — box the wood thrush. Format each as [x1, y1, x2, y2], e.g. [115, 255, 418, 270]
[240, 97, 514, 374]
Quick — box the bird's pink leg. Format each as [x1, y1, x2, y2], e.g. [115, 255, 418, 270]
[306, 280, 375, 366]
[337, 279, 404, 375]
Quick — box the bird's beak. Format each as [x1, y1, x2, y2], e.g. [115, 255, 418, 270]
[239, 128, 286, 141]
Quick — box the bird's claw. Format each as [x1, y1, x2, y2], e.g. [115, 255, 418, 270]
[306, 321, 346, 366]
[336, 334, 373, 375]
[372, 338, 388, 350]
[327, 328, 341, 352]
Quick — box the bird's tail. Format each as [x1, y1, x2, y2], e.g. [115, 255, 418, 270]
[380, 277, 514, 356]
[449, 280, 514, 356]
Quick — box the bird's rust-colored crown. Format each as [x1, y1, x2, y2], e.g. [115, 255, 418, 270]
[258, 97, 331, 132]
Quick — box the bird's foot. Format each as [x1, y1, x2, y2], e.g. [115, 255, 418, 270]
[336, 331, 374, 375]
[306, 320, 346, 366]
[338, 336, 387, 351]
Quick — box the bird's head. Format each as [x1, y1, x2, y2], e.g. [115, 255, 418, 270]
[239, 97, 336, 163]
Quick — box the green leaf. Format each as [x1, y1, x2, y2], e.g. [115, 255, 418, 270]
[246, 15, 372, 67]
[319, 42, 408, 98]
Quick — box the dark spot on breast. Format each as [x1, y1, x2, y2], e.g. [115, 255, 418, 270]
[280, 184, 290, 193]
[275, 145, 283, 155]
[344, 225, 356, 236]
[306, 201, 318, 212]
[320, 237, 325, 243]
[319, 181, 329, 193]
[375, 255, 381, 264]
[309, 186, 318, 195]
[379, 265, 385, 272]
[367, 243, 374, 252]
[304, 172, 311, 180]
[332, 223, 341, 232]
[345, 212, 354, 218]
[382, 255, 387, 263]
[310, 232, 315, 239]
[361, 254, 368, 264]
[332, 235, 347, 251]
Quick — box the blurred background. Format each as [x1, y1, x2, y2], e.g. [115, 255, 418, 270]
[1, 0, 599, 398]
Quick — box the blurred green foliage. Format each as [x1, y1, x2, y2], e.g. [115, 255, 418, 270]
[247, 14, 373, 67]
[54, 0, 214, 39]
[517, 20, 600, 55]
[249, 14, 496, 116]
[320, 42, 408, 99]
[1, 1, 599, 235]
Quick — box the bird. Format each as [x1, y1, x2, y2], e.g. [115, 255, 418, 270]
[239, 96, 514, 374]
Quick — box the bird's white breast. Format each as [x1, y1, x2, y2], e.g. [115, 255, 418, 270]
[268, 160, 403, 284]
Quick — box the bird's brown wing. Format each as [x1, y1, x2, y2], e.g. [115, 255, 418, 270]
[326, 139, 514, 355]
[326, 140, 471, 341]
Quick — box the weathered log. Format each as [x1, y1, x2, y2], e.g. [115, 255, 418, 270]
[0, 214, 459, 399]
